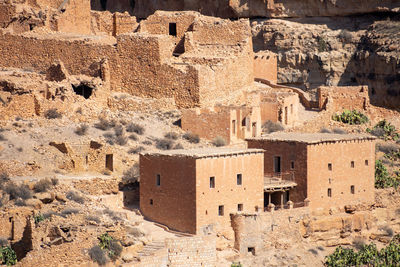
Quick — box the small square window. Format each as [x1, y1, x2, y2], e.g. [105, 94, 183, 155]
[328, 163, 332, 171]
[169, 23, 177, 36]
[218, 205, 224, 216]
[237, 174, 242, 185]
[238, 204, 243, 211]
[328, 178, 332, 184]
[156, 174, 161, 186]
[150, 199, 153, 205]
[327, 188, 332, 197]
[210, 177, 215, 188]
[351, 161, 355, 168]
[290, 161, 295, 170]
[365, 160, 369, 166]
[351, 185, 355, 194]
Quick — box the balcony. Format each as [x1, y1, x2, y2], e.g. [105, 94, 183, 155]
[264, 171, 297, 192]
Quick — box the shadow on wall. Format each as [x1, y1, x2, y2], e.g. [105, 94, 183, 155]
[91, 0, 136, 15]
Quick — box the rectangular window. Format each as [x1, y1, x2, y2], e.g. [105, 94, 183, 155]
[210, 177, 215, 188]
[327, 188, 332, 197]
[169, 23, 177, 36]
[156, 174, 161, 186]
[365, 160, 369, 166]
[232, 120, 236, 134]
[150, 199, 153, 205]
[218, 205, 224, 216]
[237, 174, 242, 185]
[351, 185, 355, 194]
[328, 163, 332, 171]
[290, 161, 295, 170]
[351, 161, 355, 168]
[290, 104, 293, 114]
[238, 204, 243, 211]
[274, 156, 281, 173]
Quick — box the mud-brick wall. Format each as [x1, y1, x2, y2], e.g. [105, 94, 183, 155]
[318, 85, 370, 111]
[165, 236, 216, 267]
[254, 51, 278, 83]
[55, 0, 91, 34]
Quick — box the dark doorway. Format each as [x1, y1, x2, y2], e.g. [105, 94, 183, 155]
[169, 23, 177, 36]
[248, 247, 255, 256]
[72, 84, 93, 99]
[100, 0, 107, 10]
[106, 154, 113, 171]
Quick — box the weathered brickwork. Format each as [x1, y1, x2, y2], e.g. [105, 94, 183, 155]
[140, 148, 264, 235]
[318, 85, 370, 111]
[247, 133, 376, 211]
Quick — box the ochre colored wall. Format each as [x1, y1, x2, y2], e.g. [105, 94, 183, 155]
[253, 51, 277, 83]
[139, 154, 197, 233]
[195, 152, 264, 235]
[307, 140, 375, 210]
[318, 85, 370, 111]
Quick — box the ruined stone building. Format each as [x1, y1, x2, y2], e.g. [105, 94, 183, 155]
[50, 141, 114, 173]
[139, 148, 264, 235]
[247, 133, 376, 211]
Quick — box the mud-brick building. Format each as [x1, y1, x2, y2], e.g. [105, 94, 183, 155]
[247, 133, 376, 211]
[139, 148, 264, 234]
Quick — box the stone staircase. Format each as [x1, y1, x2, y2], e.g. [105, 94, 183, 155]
[136, 240, 165, 258]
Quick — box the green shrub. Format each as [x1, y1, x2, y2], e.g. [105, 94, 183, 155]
[0, 246, 17, 266]
[332, 110, 368, 125]
[367, 120, 399, 141]
[231, 263, 242, 267]
[34, 213, 45, 224]
[44, 108, 62, 119]
[262, 120, 284, 133]
[375, 160, 399, 189]
[212, 136, 226, 147]
[97, 233, 122, 261]
[183, 132, 200, 144]
[317, 36, 329, 52]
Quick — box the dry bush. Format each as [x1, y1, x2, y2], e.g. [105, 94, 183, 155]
[0, 134, 7, 141]
[320, 128, 332, 133]
[108, 241, 123, 260]
[128, 134, 138, 141]
[212, 136, 226, 147]
[262, 120, 284, 133]
[66, 191, 85, 204]
[17, 147, 23, 152]
[333, 128, 347, 134]
[115, 135, 128, 146]
[164, 132, 179, 140]
[113, 125, 124, 137]
[51, 177, 59, 186]
[94, 118, 116, 131]
[126, 123, 145, 135]
[128, 146, 144, 154]
[378, 144, 399, 154]
[122, 163, 139, 184]
[86, 215, 101, 224]
[142, 140, 152, 145]
[89, 245, 107, 265]
[183, 132, 200, 144]
[61, 208, 80, 216]
[0, 173, 10, 189]
[173, 143, 184, 149]
[4, 182, 32, 200]
[14, 199, 27, 206]
[44, 108, 62, 119]
[75, 124, 88, 136]
[0, 238, 8, 247]
[156, 138, 174, 150]
[34, 179, 52, 193]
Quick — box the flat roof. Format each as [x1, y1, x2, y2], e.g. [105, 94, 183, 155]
[247, 132, 376, 144]
[141, 147, 264, 159]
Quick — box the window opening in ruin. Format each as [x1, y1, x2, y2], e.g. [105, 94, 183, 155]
[150, 199, 153, 205]
[85, 155, 88, 165]
[238, 204, 243, 212]
[252, 122, 257, 137]
[290, 104, 293, 114]
[274, 156, 281, 173]
[218, 205, 224, 216]
[284, 107, 288, 125]
[365, 160, 369, 166]
[329, 178, 332, 184]
[169, 23, 177, 36]
[351, 161, 355, 168]
[237, 174, 242, 185]
[328, 163, 332, 171]
[156, 174, 161, 186]
[248, 247, 255, 256]
[264, 192, 270, 207]
[328, 188, 332, 197]
[72, 83, 93, 99]
[105, 154, 113, 171]
[290, 161, 295, 170]
[205, 210, 208, 215]
[285, 191, 290, 203]
[210, 177, 215, 188]
[351, 185, 355, 194]
[232, 120, 236, 134]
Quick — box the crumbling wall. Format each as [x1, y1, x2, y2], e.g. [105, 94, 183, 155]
[0, 93, 40, 120]
[254, 51, 277, 83]
[54, 0, 92, 34]
[91, 11, 138, 36]
[318, 85, 370, 111]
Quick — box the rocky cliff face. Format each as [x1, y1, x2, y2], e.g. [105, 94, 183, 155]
[91, 0, 400, 19]
[251, 14, 400, 108]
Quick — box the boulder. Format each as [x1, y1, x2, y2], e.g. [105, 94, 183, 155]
[25, 198, 42, 209]
[34, 192, 54, 204]
[55, 193, 67, 202]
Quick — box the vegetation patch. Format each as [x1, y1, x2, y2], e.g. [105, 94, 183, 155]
[126, 123, 145, 135]
[89, 233, 122, 262]
[44, 108, 62, 119]
[0, 245, 17, 266]
[262, 120, 284, 133]
[66, 191, 85, 204]
[212, 136, 226, 147]
[325, 235, 400, 266]
[332, 110, 368, 125]
[375, 160, 400, 189]
[183, 132, 200, 144]
[156, 138, 174, 150]
[367, 120, 399, 141]
[74, 124, 88, 136]
[34, 179, 52, 193]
